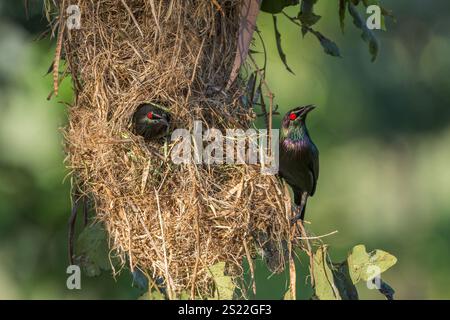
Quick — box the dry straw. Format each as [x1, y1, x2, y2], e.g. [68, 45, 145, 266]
[48, 0, 294, 298]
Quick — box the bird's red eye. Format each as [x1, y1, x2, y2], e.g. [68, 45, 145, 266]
[147, 112, 153, 119]
[289, 113, 297, 121]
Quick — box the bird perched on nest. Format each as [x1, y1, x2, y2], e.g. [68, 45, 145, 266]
[279, 105, 319, 223]
[133, 103, 170, 140]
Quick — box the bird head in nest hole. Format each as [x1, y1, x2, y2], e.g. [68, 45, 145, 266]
[132, 103, 171, 140]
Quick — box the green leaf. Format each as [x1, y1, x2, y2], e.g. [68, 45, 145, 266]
[313, 246, 341, 300]
[338, 0, 347, 32]
[347, 244, 370, 283]
[178, 291, 191, 300]
[347, 2, 379, 61]
[272, 15, 294, 74]
[362, 0, 397, 29]
[312, 245, 397, 300]
[362, 0, 379, 7]
[209, 262, 235, 300]
[74, 223, 112, 277]
[362, 0, 387, 31]
[378, 279, 395, 300]
[369, 249, 398, 274]
[298, 0, 321, 31]
[309, 29, 341, 57]
[139, 290, 166, 300]
[347, 244, 397, 283]
[132, 269, 149, 291]
[261, 0, 299, 14]
[331, 262, 359, 300]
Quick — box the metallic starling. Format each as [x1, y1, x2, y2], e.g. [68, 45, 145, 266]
[279, 105, 319, 222]
[133, 103, 170, 140]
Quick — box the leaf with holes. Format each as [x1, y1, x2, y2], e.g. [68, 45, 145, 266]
[347, 244, 397, 283]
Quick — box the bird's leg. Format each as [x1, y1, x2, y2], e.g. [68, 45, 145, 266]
[290, 203, 301, 222]
[299, 192, 308, 221]
[290, 191, 308, 224]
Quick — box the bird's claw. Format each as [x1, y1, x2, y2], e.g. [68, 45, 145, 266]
[290, 214, 302, 225]
[290, 203, 303, 225]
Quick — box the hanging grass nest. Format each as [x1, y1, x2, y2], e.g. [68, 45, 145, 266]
[49, 0, 292, 298]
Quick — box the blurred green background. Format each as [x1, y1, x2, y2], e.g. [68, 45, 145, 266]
[0, 0, 449, 299]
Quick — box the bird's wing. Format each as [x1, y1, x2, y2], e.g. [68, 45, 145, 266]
[308, 148, 319, 196]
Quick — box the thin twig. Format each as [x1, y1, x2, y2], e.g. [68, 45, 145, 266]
[190, 204, 201, 300]
[289, 225, 297, 300]
[148, 0, 162, 37]
[186, 38, 205, 103]
[296, 221, 315, 287]
[211, 0, 224, 16]
[248, 54, 274, 161]
[296, 230, 338, 240]
[121, 0, 144, 38]
[243, 240, 256, 295]
[155, 188, 173, 300]
[53, 0, 66, 98]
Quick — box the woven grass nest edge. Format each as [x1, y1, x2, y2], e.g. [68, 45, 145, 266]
[48, 0, 295, 298]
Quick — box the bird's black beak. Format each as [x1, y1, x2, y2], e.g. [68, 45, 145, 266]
[160, 117, 169, 127]
[301, 105, 316, 116]
[152, 113, 169, 127]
